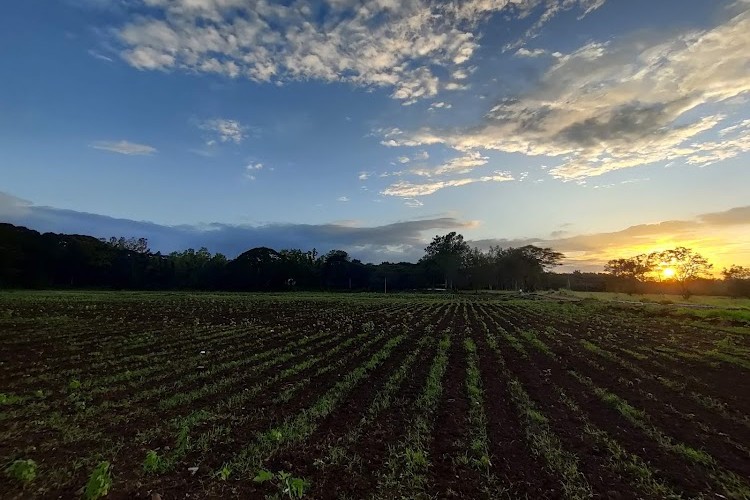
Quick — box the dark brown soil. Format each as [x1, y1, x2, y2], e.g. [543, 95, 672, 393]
[1, 294, 748, 499]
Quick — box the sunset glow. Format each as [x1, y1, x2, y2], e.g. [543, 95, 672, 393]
[663, 268, 676, 279]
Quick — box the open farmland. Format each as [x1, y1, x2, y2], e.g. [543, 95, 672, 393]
[1, 292, 749, 499]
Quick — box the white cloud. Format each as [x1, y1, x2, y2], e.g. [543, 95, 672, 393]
[406, 151, 488, 178]
[358, 171, 372, 181]
[515, 47, 546, 57]
[244, 162, 264, 180]
[719, 119, 750, 136]
[452, 68, 470, 80]
[404, 198, 424, 208]
[90, 140, 156, 155]
[432, 152, 489, 176]
[382, 172, 513, 197]
[200, 118, 247, 144]
[88, 49, 114, 62]
[429, 101, 453, 111]
[382, 7, 750, 180]
[337, 196, 350, 202]
[445, 82, 468, 91]
[116, 0, 601, 103]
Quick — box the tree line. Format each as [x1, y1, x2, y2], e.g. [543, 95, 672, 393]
[0, 224, 563, 292]
[605, 247, 750, 298]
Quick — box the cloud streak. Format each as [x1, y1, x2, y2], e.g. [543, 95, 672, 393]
[381, 172, 513, 197]
[89, 140, 157, 155]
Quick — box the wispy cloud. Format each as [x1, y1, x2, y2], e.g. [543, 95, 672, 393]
[429, 101, 452, 111]
[337, 196, 350, 202]
[507, 0, 606, 50]
[88, 49, 114, 62]
[115, 0, 604, 104]
[381, 7, 750, 180]
[431, 152, 489, 177]
[199, 119, 247, 144]
[90, 140, 156, 155]
[244, 162, 264, 180]
[514, 47, 547, 57]
[382, 173, 513, 197]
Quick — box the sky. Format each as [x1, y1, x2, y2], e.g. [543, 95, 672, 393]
[1, 0, 749, 271]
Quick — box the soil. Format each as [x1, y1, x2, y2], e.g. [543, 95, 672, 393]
[1, 293, 748, 499]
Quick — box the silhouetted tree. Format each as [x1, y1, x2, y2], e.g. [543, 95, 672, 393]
[226, 247, 285, 290]
[654, 247, 712, 299]
[421, 232, 470, 289]
[604, 253, 655, 293]
[103, 236, 149, 254]
[0, 223, 580, 294]
[722, 265, 750, 298]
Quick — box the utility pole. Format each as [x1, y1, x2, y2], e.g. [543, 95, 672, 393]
[384, 276, 387, 294]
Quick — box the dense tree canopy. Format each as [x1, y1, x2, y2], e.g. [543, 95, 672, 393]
[0, 223, 569, 292]
[3, 223, 747, 296]
[421, 232, 471, 289]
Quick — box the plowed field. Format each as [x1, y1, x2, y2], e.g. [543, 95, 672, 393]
[1, 292, 748, 499]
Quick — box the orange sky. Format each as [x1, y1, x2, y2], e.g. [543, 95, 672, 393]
[489, 206, 750, 273]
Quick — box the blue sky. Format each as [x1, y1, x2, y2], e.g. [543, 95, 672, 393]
[1, 0, 749, 269]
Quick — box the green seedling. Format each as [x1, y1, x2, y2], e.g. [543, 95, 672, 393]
[254, 469, 309, 499]
[84, 461, 112, 500]
[270, 429, 283, 442]
[0, 393, 20, 405]
[218, 464, 232, 481]
[142, 450, 164, 473]
[278, 471, 309, 499]
[6, 459, 37, 484]
[253, 469, 274, 483]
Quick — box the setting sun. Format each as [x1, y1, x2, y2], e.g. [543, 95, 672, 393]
[663, 267, 676, 279]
